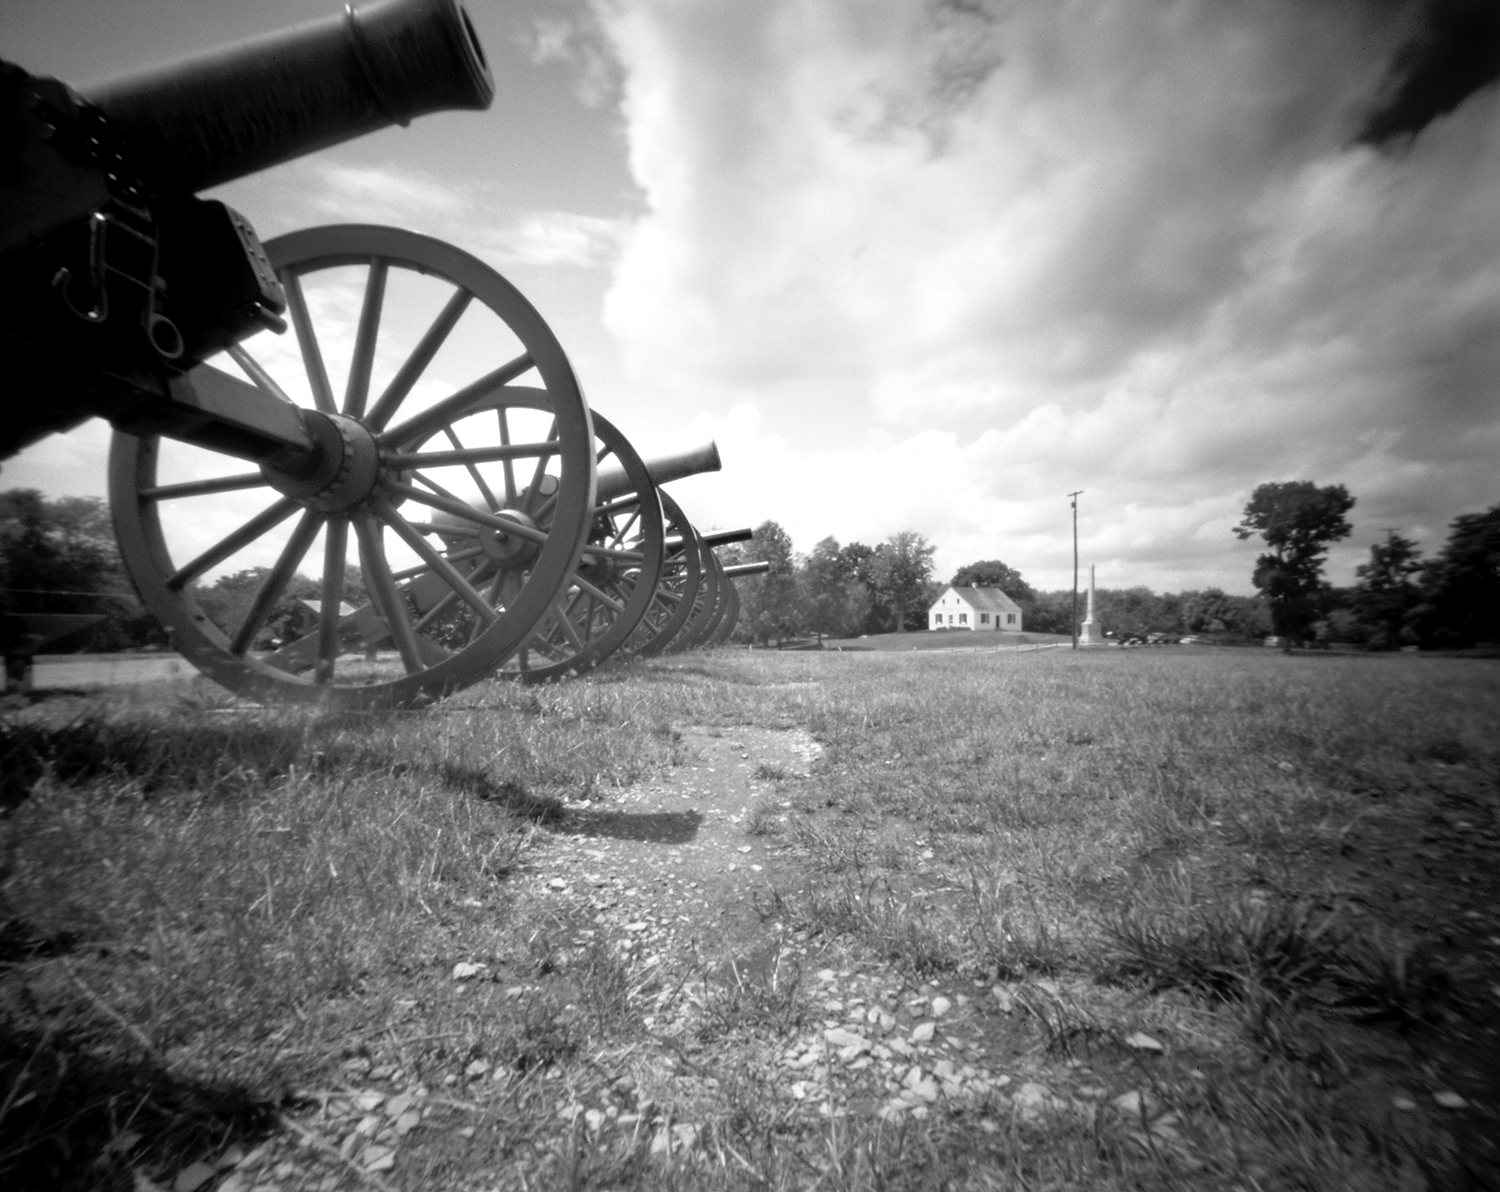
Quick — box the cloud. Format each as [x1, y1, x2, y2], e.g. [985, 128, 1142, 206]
[593, 0, 1500, 590]
[304, 161, 627, 269]
[518, 11, 622, 107]
[483, 211, 630, 267]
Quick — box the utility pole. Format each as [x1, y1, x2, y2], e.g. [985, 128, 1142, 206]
[1069, 491, 1083, 651]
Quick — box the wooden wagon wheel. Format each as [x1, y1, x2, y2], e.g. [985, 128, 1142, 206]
[476, 402, 664, 681]
[709, 572, 741, 646]
[667, 539, 723, 654]
[109, 224, 595, 707]
[620, 489, 701, 660]
[695, 551, 734, 646]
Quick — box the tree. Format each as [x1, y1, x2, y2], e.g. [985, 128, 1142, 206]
[835, 542, 882, 635]
[1352, 533, 1424, 648]
[868, 531, 936, 632]
[193, 564, 369, 651]
[799, 536, 854, 639]
[949, 559, 1036, 603]
[1409, 504, 1500, 648]
[735, 520, 802, 644]
[0, 488, 160, 650]
[1233, 481, 1354, 643]
[1179, 587, 1240, 634]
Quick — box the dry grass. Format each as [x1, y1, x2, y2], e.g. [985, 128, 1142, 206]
[2, 647, 1497, 1189]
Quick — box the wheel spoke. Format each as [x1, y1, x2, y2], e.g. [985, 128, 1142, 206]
[380, 352, 534, 448]
[522, 420, 557, 515]
[580, 543, 644, 563]
[353, 513, 425, 675]
[412, 585, 461, 634]
[496, 569, 522, 612]
[383, 481, 550, 546]
[280, 270, 337, 414]
[314, 518, 350, 684]
[227, 344, 296, 407]
[374, 498, 500, 627]
[366, 287, 473, 431]
[569, 572, 626, 614]
[612, 506, 642, 542]
[498, 407, 517, 505]
[230, 510, 323, 655]
[382, 441, 558, 469]
[551, 596, 589, 652]
[140, 472, 266, 500]
[466, 567, 507, 644]
[344, 259, 388, 419]
[443, 425, 500, 512]
[594, 495, 642, 518]
[168, 497, 299, 590]
[391, 545, 483, 581]
[409, 470, 469, 507]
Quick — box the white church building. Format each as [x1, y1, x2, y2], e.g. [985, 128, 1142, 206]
[928, 586, 1024, 632]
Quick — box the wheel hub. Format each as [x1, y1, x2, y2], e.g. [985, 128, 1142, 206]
[261, 412, 381, 513]
[478, 509, 542, 568]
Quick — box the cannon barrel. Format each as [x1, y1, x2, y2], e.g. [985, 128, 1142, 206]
[724, 561, 771, 578]
[86, 0, 493, 195]
[666, 526, 752, 549]
[701, 527, 754, 548]
[595, 441, 721, 505]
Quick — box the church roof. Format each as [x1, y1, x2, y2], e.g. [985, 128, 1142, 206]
[943, 586, 1023, 614]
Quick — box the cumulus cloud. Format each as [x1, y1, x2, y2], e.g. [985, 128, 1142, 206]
[592, 0, 1500, 590]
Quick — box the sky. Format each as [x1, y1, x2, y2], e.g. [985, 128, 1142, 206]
[3, 0, 1498, 594]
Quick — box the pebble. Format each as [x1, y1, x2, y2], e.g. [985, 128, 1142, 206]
[911, 1021, 936, 1043]
[931, 996, 952, 1018]
[451, 962, 487, 981]
[1433, 1091, 1468, 1109]
[1124, 1032, 1164, 1053]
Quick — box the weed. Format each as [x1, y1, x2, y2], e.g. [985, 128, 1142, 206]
[695, 943, 807, 1041]
[1331, 923, 1455, 1028]
[743, 802, 783, 837]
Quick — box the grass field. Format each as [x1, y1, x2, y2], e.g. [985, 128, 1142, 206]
[2, 647, 1497, 1190]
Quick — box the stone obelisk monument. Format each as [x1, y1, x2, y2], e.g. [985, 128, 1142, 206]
[1079, 565, 1105, 645]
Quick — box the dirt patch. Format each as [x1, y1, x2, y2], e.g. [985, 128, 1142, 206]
[529, 724, 824, 970]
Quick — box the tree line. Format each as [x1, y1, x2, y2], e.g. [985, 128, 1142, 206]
[3, 485, 1496, 652]
[719, 483, 1498, 649]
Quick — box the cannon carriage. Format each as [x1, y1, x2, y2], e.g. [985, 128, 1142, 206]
[2, 0, 762, 702]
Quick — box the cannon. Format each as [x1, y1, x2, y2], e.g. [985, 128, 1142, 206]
[710, 560, 771, 645]
[2, 0, 759, 704]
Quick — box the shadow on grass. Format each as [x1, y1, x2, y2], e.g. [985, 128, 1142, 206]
[0, 1022, 276, 1192]
[554, 809, 703, 845]
[0, 715, 578, 825]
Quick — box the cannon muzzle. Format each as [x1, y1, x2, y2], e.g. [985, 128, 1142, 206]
[86, 0, 494, 194]
[724, 562, 771, 578]
[596, 441, 721, 505]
